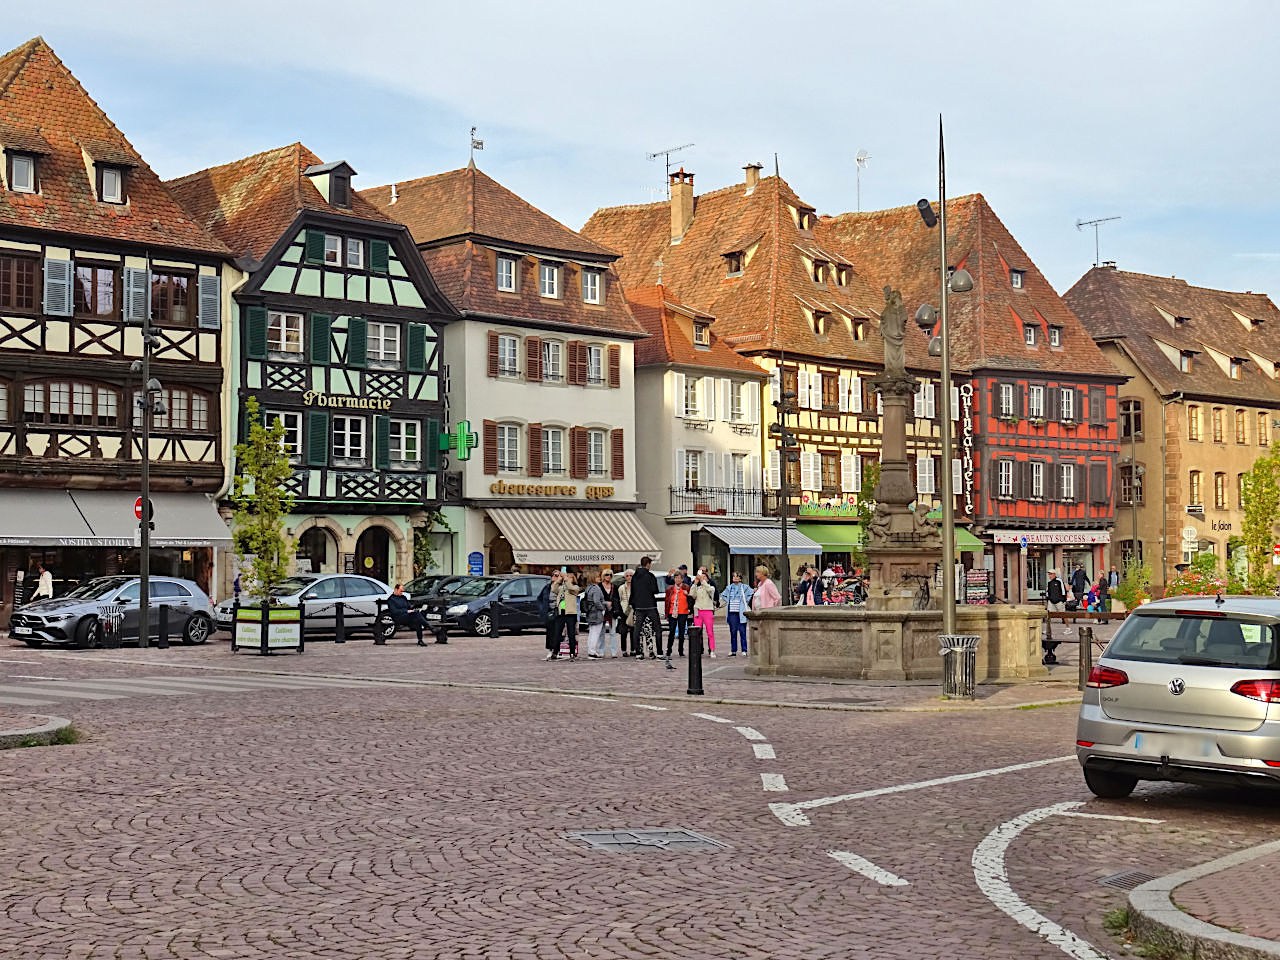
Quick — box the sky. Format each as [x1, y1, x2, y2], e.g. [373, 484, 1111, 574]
[9, 1, 1280, 299]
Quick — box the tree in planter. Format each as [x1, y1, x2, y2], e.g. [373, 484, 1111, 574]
[231, 396, 296, 602]
[1241, 442, 1280, 593]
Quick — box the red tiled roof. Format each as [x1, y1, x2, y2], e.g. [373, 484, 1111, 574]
[1065, 266, 1280, 404]
[166, 142, 395, 260]
[626, 284, 764, 373]
[0, 38, 227, 256]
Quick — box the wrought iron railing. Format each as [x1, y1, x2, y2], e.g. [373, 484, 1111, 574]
[668, 486, 784, 518]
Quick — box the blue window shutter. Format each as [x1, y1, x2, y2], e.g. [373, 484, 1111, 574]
[406, 323, 427, 373]
[304, 230, 326, 265]
[197, 274, 221, 329]
[307, 412, 329, 466]
[309, 314, 331, 365]
[346, 317, 367, 367]
[369, 239, 390, 274]
[42, 258, 73, 316]
[374, 415, 391, 470]
[123, 266, 150, 323]
[425, 418, 442, 471]
[244, 306, 268, 360]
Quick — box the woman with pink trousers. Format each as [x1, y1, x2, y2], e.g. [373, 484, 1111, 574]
[690, 570, 719, 658]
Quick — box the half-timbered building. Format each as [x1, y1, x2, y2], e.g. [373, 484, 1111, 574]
[168, 144, 457, 589]
[0, 38, 239, 617]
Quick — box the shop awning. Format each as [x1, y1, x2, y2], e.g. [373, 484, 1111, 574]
[0, 490, 95, 545]
[68, 491, 231, 547]
[796, 522, 863, 552]
[703, 524, 822, 556]
[488, 507, 662, 567]
[955, 527, 985, 553]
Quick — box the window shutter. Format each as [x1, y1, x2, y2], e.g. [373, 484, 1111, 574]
[673, 372, 687, 417]
[310, 314, 332, 365]
[306, 412, 329, 466]
[720, 379, 732, 420]
[567, 340, 586, 385]
[1089, 387, 1106, 426]
[951, 385, 960, 419]
[407, 323, 428, 373]
[608, 344, 621, 388]
[1018, 384, 1028, 419]
[41, 258, 73, 316]
[1012, 459, 1025, 500]
[123, 266, 150, 323]
[425, 418, 441, 470]
[675, 448, 687, 488]
[914, 385, 926, 418]
[838, 373, 850, 413]
[245, 306, 268, 360]
[1089, 462, 1108, 504]
[770, 368, 781, 405]
[526, 336, 543, 383]
[850, 374, 863, 414]
[877, 393, 883, 416]
[369, 239, 390, 274]
[304, 230, 326, 265]
[810, 372, 823, 409]
[374, 415, 390, 470]
[196, 274, 221, 329]
[483, 419, 498, 475]
[797, 370, 810, 409]
[346, 317, 367, 367]
[748, 454, 761, 489]
[1046, 386, 1059, 421]
[700, 376, 716, 419]
[767, 450, 781, 490]
[570, 426, 588, 479]
[840, 452, 856, 492]
[1075, 460, 1086, 502]
[952, 457, 962, 495]
[852, 454, 864, 493]
[926, 382, 937, 419]
[611, 428, 624, 479]
[747, 383, 760, 424]
[1076, 388, 1086, 424]
[800, 450, 816, 491]
[487, 331, 500, 378]
[528, 423, 543, 477]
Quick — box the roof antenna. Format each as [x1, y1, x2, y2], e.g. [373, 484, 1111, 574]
[470, 126, 484, 165]
[855, 150, 871, 212]
[647, 142, 694, 198]
[774, 153, 779, 177]
[1075, 215, 1121, 267]
[654, 256, 664, 285]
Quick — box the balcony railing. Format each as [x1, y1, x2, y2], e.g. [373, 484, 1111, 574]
[669, 486, 783, 518]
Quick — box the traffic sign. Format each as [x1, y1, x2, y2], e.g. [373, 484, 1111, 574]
[1181, 526, 1198, 541]
[1273, 544, 1280, 556]
[1018, 536, 1029, 550]
[134, 497, 153, 521]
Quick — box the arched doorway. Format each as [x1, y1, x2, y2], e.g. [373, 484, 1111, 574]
[489, 535, 514, 574]
[297, 526, 337, 574]
[355, 527, 391, 583]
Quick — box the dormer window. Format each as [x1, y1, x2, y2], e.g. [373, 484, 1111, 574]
[1180, 351, 1193, 373]
[1175, 316, 1190, 327]
[836, 265, 849, 286]
[795, 207, 816, 230]
[725, 252, 743, 277]
[812, 310, 829, 336]
[1230, 358, 1243, 380]
[852, 319, 866, 341]
[581, 269, 602, 304]
[98, 165, 125, 204]
[1023, 324, 1038, 346]
[496, 255, 517, 292]
[331, 173, 350, 208]
[1048, 325, 1062, 348]
[7, 153, 35, 193]
[302, 160, 357, 209]
[812, 260, 827, 284]
[693, 321, 710, 346]
[1010, 269, 1025, 289]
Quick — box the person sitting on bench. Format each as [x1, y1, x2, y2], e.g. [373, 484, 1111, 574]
[386, 584, 430, 646]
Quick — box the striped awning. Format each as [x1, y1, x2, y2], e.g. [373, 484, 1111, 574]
[701, 524, 822, 556]
[487, 508, 661, 568]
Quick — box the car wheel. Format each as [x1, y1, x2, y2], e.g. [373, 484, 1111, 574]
[472, 612, 493, 637]
[74, 617, 101, 650]
[1083, 766, 1138, 799]
[183, 615, 212, 645]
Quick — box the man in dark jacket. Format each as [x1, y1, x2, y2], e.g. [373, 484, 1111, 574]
[630, 556, 661, 660]
[1069, 565, 1089, 605]
[1044, 569, 1068, 664]
[387, 584, 430, 646]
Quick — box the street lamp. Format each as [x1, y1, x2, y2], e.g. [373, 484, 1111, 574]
[771, 353, 800, 602]
[914, 116, 973, 640]
[130, 331, 166, 648]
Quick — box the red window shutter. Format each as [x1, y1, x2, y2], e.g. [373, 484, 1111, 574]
[610, 428, 624, 479]
[607, 344, 621, 388]
[528, 422, 543, 477]
[568, 340, 585, 385]
[570, 426, 588, 479]
[487, 331, 499, 378]
[526, 336, 543, 383]
[482, 419, 498, 475]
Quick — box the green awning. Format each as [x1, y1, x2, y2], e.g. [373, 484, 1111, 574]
[955, 527, 985, 553]
[796, 523, 864, 552]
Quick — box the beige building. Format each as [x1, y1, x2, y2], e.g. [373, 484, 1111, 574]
[1066, 265, 1280, 588]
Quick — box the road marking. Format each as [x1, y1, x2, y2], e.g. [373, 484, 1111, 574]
[0, 693, 56, 706]
[1055, 811, 1164, 824]
[692, 713, 733, 723]
[753, 743, 776, 759]
[631, 704, 667, 711]
[10, 675, 63, 681]
[972, 802, 1108, 960]
[0, 659, 38, 665]
[735, 725, 766, 741]
[828, 851, 910, 887]
[561, 694, 613, 702]
[761, 773, 789, 792]
[768, 755, 1076, 826]
[0, 683, 125, 701]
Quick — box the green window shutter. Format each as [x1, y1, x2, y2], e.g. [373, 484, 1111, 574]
[425, 418, 442, 471]
[309, 313, 331, 365]
[239, 403, 265, 444]
[374, 415, 391, 470]
[369, 239, 390, 274]
[406, 323, 428, 373]
[306, 411, 329, 466]
[346, 317, 367, 367]
[245, 306, 268, 360]
[304, 230, 326, 265]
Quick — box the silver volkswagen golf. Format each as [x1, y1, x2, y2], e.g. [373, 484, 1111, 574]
[1077, 595, 1280, 798]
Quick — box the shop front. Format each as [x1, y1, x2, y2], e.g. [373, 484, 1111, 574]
[478, 506, 662, 577]
[695, 524, 822, 585]
[287, 514, 414, 587]
[989, 529, 1111, 604]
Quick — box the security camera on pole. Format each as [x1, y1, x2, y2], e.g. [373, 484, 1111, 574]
[770, 353, 799, 602]
[130, 318, 166, 648]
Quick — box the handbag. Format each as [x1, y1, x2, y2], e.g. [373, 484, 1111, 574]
[1065, 599, 1079, 612]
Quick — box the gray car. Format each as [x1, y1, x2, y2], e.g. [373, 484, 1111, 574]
[1077, 595, 1280, 798]
[8, 576, 215, 649]
[214, 573, 391, 638]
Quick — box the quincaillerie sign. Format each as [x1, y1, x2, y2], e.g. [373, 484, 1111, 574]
[301, 390, 392, 411]
[959, 382, 975, 515]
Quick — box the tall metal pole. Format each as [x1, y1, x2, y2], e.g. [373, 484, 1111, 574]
[938, 116, 957, 636]
[139, 317, 151, 648]
[778, 352, 791, 604]
[1131, 415, 1139, 565]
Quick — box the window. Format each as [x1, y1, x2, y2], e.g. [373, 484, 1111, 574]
[389, 419, 420, 468]
[693, 322, 709, 346]
[345, 238, 364, 269]
[1212, 407, 1224, 443]
[684, 376, 700, 417]
[150, 388, 208, 431]
[731, 452, 748, 488]
[497, 256, 517, 293]
[853, 319, 866, 340]
[1030, 460, 1045, 499]
[587, 429, 606, 476]
[324, 235, 341, 266]
[497, 334, 519, 377]
[1189, 470, 1202, 506]
[1230, 358, 1243, 380]
[836, 266, 849, 286]
[368, 321, 400, 366]
[812, 260, 827, 283]
[1236, 409, 1248, 444]
[581, 269, 601, 304]
[730, 382, 745, 421]
[538, 262, 560, 298]
[1120, 465, 1143, 505]
[586, 345, 605, 385]
[1010, 269, 1025, 289]
[150, 270, 191, 326]
[270, 411, 302, 461]
[1060, 388, 1075, 421]
[333, 416, 366, 463]
[0, 382, 6, 421]
[915, 456, 935, 495]
[1023, 325, 1037, 346]
[98, 166, 124, 204]
[1179, 351, 1193, 373]
[542, 427, 564, 475]
[1048, 326, 1062, 347]
[1188, 405, 1202, 440]
[1060, 462, 1076, 501]
[683, 449, 702, 488]
[8, 153, 35, 193]
[267, 311, 303, 354]
[74, 264, 117, 319]
[0, 254, 37, 313]
[1214, 472, 1227, 509]
[331, 174, 351, 208]
[24, 381, 117, 427]
[1118, 539, 1143, 565]
[999, 383, 1015, 418]
[542, 340, 563, 382]
[998, 459, 1014, 498]
[1120, 399, 1143, 439]
[496, 424, 520, 472]
[725, 252, 743, 277]
[812, 310, 829, 336]
[1028, 385, 1045, 419]
[1260, 412, 1270, 446]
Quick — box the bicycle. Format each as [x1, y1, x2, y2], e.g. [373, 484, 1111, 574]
[900, 572, 932, 611]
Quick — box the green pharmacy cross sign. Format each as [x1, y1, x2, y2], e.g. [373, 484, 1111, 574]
[441, 420, 478, 461]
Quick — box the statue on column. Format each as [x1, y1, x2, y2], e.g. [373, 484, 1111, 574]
[880, 285, 908, 378]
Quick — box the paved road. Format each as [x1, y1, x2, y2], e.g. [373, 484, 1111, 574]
[0, 634, 1274, 959]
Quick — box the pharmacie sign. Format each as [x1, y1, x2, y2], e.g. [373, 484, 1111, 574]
[300, 390, 392, 411]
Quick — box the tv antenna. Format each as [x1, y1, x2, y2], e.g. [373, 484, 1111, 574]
[1076, 215, 1121, 267]
[855, 150, 871, 211]
[648, 142, 694, 197]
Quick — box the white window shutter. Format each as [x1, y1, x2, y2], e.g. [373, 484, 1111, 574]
[704, 450, 717, 487]
[810, 372, 823, 409]
[770, 368, 781, 405]
[850, 374, 863, 414]
[748, 453, 761, 488]
[840, 452, 856, 492]
[42, 258, 73, 317]
[673, 372, 686, 418]
[951, 385, 960, 419]
[197, 274, 221, 329]
[800, 451, 815, 491]
[877, 393, 883, 416]
[852, 454, 863, 493]
[747, 384, 760, 424]
[674, 447, 686, 487]
[917, 457, 935, 495]
[797, 370, 810, 409]
[723, 452, 734, 488]
[767, 450, 781, 490]
[720, 379, 732, 420]
[700, 376, 715, 419]
[952, 457, 962, 493]
[914, 386, 925, 419]
[123, 266, 150, 323]
[926, 382, 937, 419]
[838, 373, 849, 412]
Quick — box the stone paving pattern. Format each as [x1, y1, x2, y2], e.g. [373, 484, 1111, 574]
[1173, 850, 1280, 942]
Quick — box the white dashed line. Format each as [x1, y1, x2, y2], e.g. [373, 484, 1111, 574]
[761, 773, 788, 792]
[631, 704, 668, 711]
[1054, 811, 1164, 823]
[692, 713, 733, 723]
[753, 743, 776, 759]
[561, 695, 614, 702]
[828, 851, 910, 887]
[734, 725, 766, 741]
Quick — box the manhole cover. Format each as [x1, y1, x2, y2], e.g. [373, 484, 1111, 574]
[1098, 870, 1159, 890]
[807, 697, 876, 705]
[565, 829, 727, 853]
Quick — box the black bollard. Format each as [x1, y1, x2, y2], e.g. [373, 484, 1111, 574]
[157, 604, 170, 649]
[434, 622, 449, 644]
[373, 599, 386, 645]
[335, 601, 346, 644]
[230, 600, 239, 653]
[687, 624, 705, 696]
[259, 604, 269, 656]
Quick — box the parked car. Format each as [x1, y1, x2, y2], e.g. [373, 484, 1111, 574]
[9, 576, 215, 649]
[1077, 595, 1280, 798]
[411, 575, 551, 637]
[214, 574, 390, 638]
[404, 574, 466, 606]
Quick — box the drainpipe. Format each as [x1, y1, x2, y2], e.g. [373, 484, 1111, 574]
[1160, 392, 1184, 587]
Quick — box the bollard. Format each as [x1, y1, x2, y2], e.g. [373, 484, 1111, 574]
[335, 601, 346, 643]
[1078, 626, 1094, 692]
[259, 604, 269, 656]
[157, 604, 169, 649]
[373, 599, 386, 645]
[687, 624, 705, 696]
[434, 623, 449, 644]
[230, 600, 239, 653]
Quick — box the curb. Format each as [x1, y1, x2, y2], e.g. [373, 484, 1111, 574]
[0, 714, 72, 749]
[1130, 839, 1280, 960]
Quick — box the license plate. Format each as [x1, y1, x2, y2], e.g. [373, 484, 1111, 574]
[11, 626, 31, 635]
[425, 613, 441, 621]
[1133, 732, 1215, 758]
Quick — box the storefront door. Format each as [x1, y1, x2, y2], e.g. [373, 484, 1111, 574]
[355, 527, 390, 584]
[1026, 550, 1046, 601]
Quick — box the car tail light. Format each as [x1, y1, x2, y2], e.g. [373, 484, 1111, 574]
[1076, 740, 1094, 747]
[1230, 679, 1280, 703]
[1264, 760, 1280, 768]
[1086, 665, 1129, 688]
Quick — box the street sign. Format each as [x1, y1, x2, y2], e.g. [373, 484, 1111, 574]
[133, 497, 153, 520]
[1273, 544, 1280, 556]
[467, 551, 484, 575]
[1018, 536, 1029, 550]
[1182, 526, 1198, 541]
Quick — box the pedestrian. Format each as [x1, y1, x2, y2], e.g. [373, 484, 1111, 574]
[629, 556, 661, 660]
[616, 569, 635, 656]
[1096, 574, 1110, 624]
[386, 583, 431, 646]
[698, 565, 720, 605]
[664, 571, 691, 657]
[555, 569, 581, 661]
[690, 568, 718, 658]
[1085, 581, 1100, 612]
[584, 572, 608, 659]
[31, 562, 54, 602]
[1044, 568, 1068, 664]
[233, 573, 242, 603]
[751, 566, 781, 610]
[1070, 565, 1089, 607]
[539, 572, 561, 660]
[1108, 565, 1120, 590]
[722, 570, 754, 656]
[794, 565, 825, 605]
[598, 569, 618, 657]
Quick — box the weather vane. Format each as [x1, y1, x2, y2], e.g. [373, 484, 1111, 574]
[470, 126, 484, 163]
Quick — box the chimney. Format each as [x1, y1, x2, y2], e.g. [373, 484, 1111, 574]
[670, 168, 695, 241]
[743, 162, 762, 192]
[1102, 260, 1117, 269]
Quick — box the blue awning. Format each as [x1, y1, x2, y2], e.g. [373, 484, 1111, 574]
[702, 524, 822, 556]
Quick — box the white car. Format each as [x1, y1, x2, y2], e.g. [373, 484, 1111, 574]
[215, 574, 390, 639]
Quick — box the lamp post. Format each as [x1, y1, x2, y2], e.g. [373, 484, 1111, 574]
[770, 352, 799, 602]
[131, 326, 166, 648]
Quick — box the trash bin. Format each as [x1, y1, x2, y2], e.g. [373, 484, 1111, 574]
[99, 603, 124, 649]
[939, 634, 980, 699]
